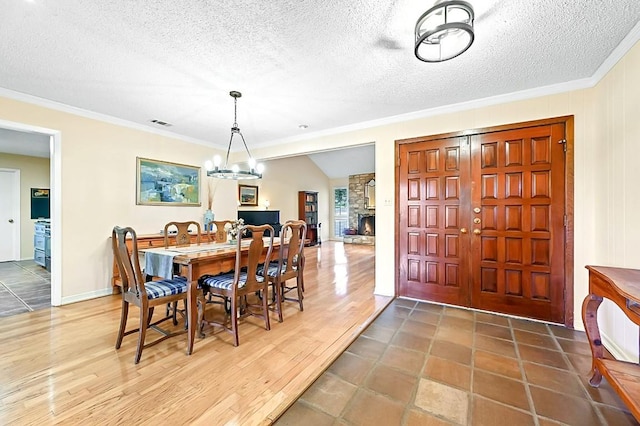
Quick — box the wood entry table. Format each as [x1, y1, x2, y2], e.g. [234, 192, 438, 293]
[582, 265, 640, 421]
[140, 238, 280, 356]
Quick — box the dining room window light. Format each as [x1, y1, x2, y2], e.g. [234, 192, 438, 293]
[333, 187, 348, 239]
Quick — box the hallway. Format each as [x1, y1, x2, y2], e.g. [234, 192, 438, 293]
[0, 260, 51, 317]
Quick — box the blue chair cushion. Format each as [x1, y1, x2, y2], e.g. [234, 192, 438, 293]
[258, 261, 298, 278]
[200, 272, 263, 290]
[143, 276, 188, 299]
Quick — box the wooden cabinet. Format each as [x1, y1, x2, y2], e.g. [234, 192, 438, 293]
[298, 191, 318, 246]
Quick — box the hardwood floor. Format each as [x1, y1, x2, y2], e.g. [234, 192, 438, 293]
[0, 242, 388, 425]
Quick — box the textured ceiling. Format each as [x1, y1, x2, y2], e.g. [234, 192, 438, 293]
[308, 145, 375, 179]
[1, 0, 640, 153]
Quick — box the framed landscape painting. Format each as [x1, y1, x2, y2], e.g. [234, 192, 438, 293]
[136, 157, 201, 206]
[239, 184, 258, 206]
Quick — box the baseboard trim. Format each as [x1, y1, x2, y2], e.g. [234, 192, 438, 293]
[59, 288, 113, 306]
[602, 332, 636, 363]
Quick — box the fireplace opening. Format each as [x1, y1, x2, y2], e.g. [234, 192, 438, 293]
[358, 214, 375, 236]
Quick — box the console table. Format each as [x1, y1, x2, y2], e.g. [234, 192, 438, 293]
[582, 265, 640, 421]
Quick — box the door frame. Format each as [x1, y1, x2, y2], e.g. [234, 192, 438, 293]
[395, 115, 574, 327]
[0, 168, 21, 261]
[0, 119, 62, 307]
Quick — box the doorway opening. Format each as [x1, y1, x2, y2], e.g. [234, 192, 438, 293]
[0, 119, 62, 307]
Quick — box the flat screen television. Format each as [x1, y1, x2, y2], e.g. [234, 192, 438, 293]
[237, 210, 280, 225]
[238, 210, 281, 236]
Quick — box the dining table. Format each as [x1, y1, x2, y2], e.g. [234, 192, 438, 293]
[139, 237, 281, 355]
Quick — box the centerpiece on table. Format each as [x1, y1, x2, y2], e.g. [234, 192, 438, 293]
[224, 218, 246, 244]
[203, 179, 216, 230]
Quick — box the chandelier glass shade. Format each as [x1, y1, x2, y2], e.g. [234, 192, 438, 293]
[206, 91, 264, 180]
[415, 1, 475, 63]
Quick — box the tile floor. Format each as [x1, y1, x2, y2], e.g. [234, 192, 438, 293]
[276, 298, 638, 426]
[0, 260, 51, 317]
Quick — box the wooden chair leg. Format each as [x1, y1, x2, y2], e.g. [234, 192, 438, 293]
[275, 281, 284, 323]
[167, 301, 179, 325]
[147, 307, 155, 327]
[136, 306, 150, 364]
[231, 297, 239, 347]
[296, 276, 304, 311]
[115, 300, 129, 349]
[262, 286, 271, 331]
[197, 295, 206, 339]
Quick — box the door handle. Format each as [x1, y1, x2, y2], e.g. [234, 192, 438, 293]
[460, 228, 468, 234]
[473, 229, 481, 235]
[8, 219, 14, 223]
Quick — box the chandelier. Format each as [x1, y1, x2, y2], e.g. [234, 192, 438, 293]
[206, 91, 264, 180]
[415, 1, 475, 63]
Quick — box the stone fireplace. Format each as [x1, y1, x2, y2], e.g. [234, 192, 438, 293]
[344, 173, 375, 245]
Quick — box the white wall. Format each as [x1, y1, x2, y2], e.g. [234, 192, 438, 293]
[0, 153, 50, 259]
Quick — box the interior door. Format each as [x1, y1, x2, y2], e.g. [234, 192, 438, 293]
[0, 169, 20, 261]
[470, 124, 566, 322]
[397, 121, 567, 323]
[398, 136, 471, 306]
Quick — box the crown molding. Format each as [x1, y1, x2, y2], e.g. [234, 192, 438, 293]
[258, 77, 593, 148]
[590, 20, 640, 84]
[0, 86, 216, 149]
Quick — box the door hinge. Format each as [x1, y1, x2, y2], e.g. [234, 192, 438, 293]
[558, 139, 567, 152]
[564, 215, 568, 227]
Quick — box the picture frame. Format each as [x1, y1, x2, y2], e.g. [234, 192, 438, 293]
[238, 184, 259, 206]
[136, 157, 201, 206]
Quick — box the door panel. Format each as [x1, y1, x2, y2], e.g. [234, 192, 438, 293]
[470, 124, 565, 322]
[398, 121, 567, 323]
[398, 137, 471, 305]
[0, 169, 19, 261]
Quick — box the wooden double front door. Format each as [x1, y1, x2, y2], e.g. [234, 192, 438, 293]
[397, 118, 569, 323]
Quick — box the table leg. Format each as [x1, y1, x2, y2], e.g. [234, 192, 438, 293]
[582, 293, 604, 386]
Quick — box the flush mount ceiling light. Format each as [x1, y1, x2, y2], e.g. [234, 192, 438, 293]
[205, 91, 264, 180]
[415, 0, 475, 63]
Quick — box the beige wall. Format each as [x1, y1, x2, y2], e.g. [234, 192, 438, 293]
[0, 39, 638, 359]
[0, 96, 229, 301]
[205, 155, 330, 235]
[0, 153, 50, 259]
[233, 156, 330, 239]
[587, 40, 640, 360]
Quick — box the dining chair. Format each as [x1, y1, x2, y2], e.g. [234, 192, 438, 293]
[211, 220, 232, 243]
[163, 221, 202, 248]
[112, 226, 189, 364]
[162, 220, 203, 321]
[287, 219, 307, 293]
[262, 220, 307, 322]
[197, 224, 274, 346]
